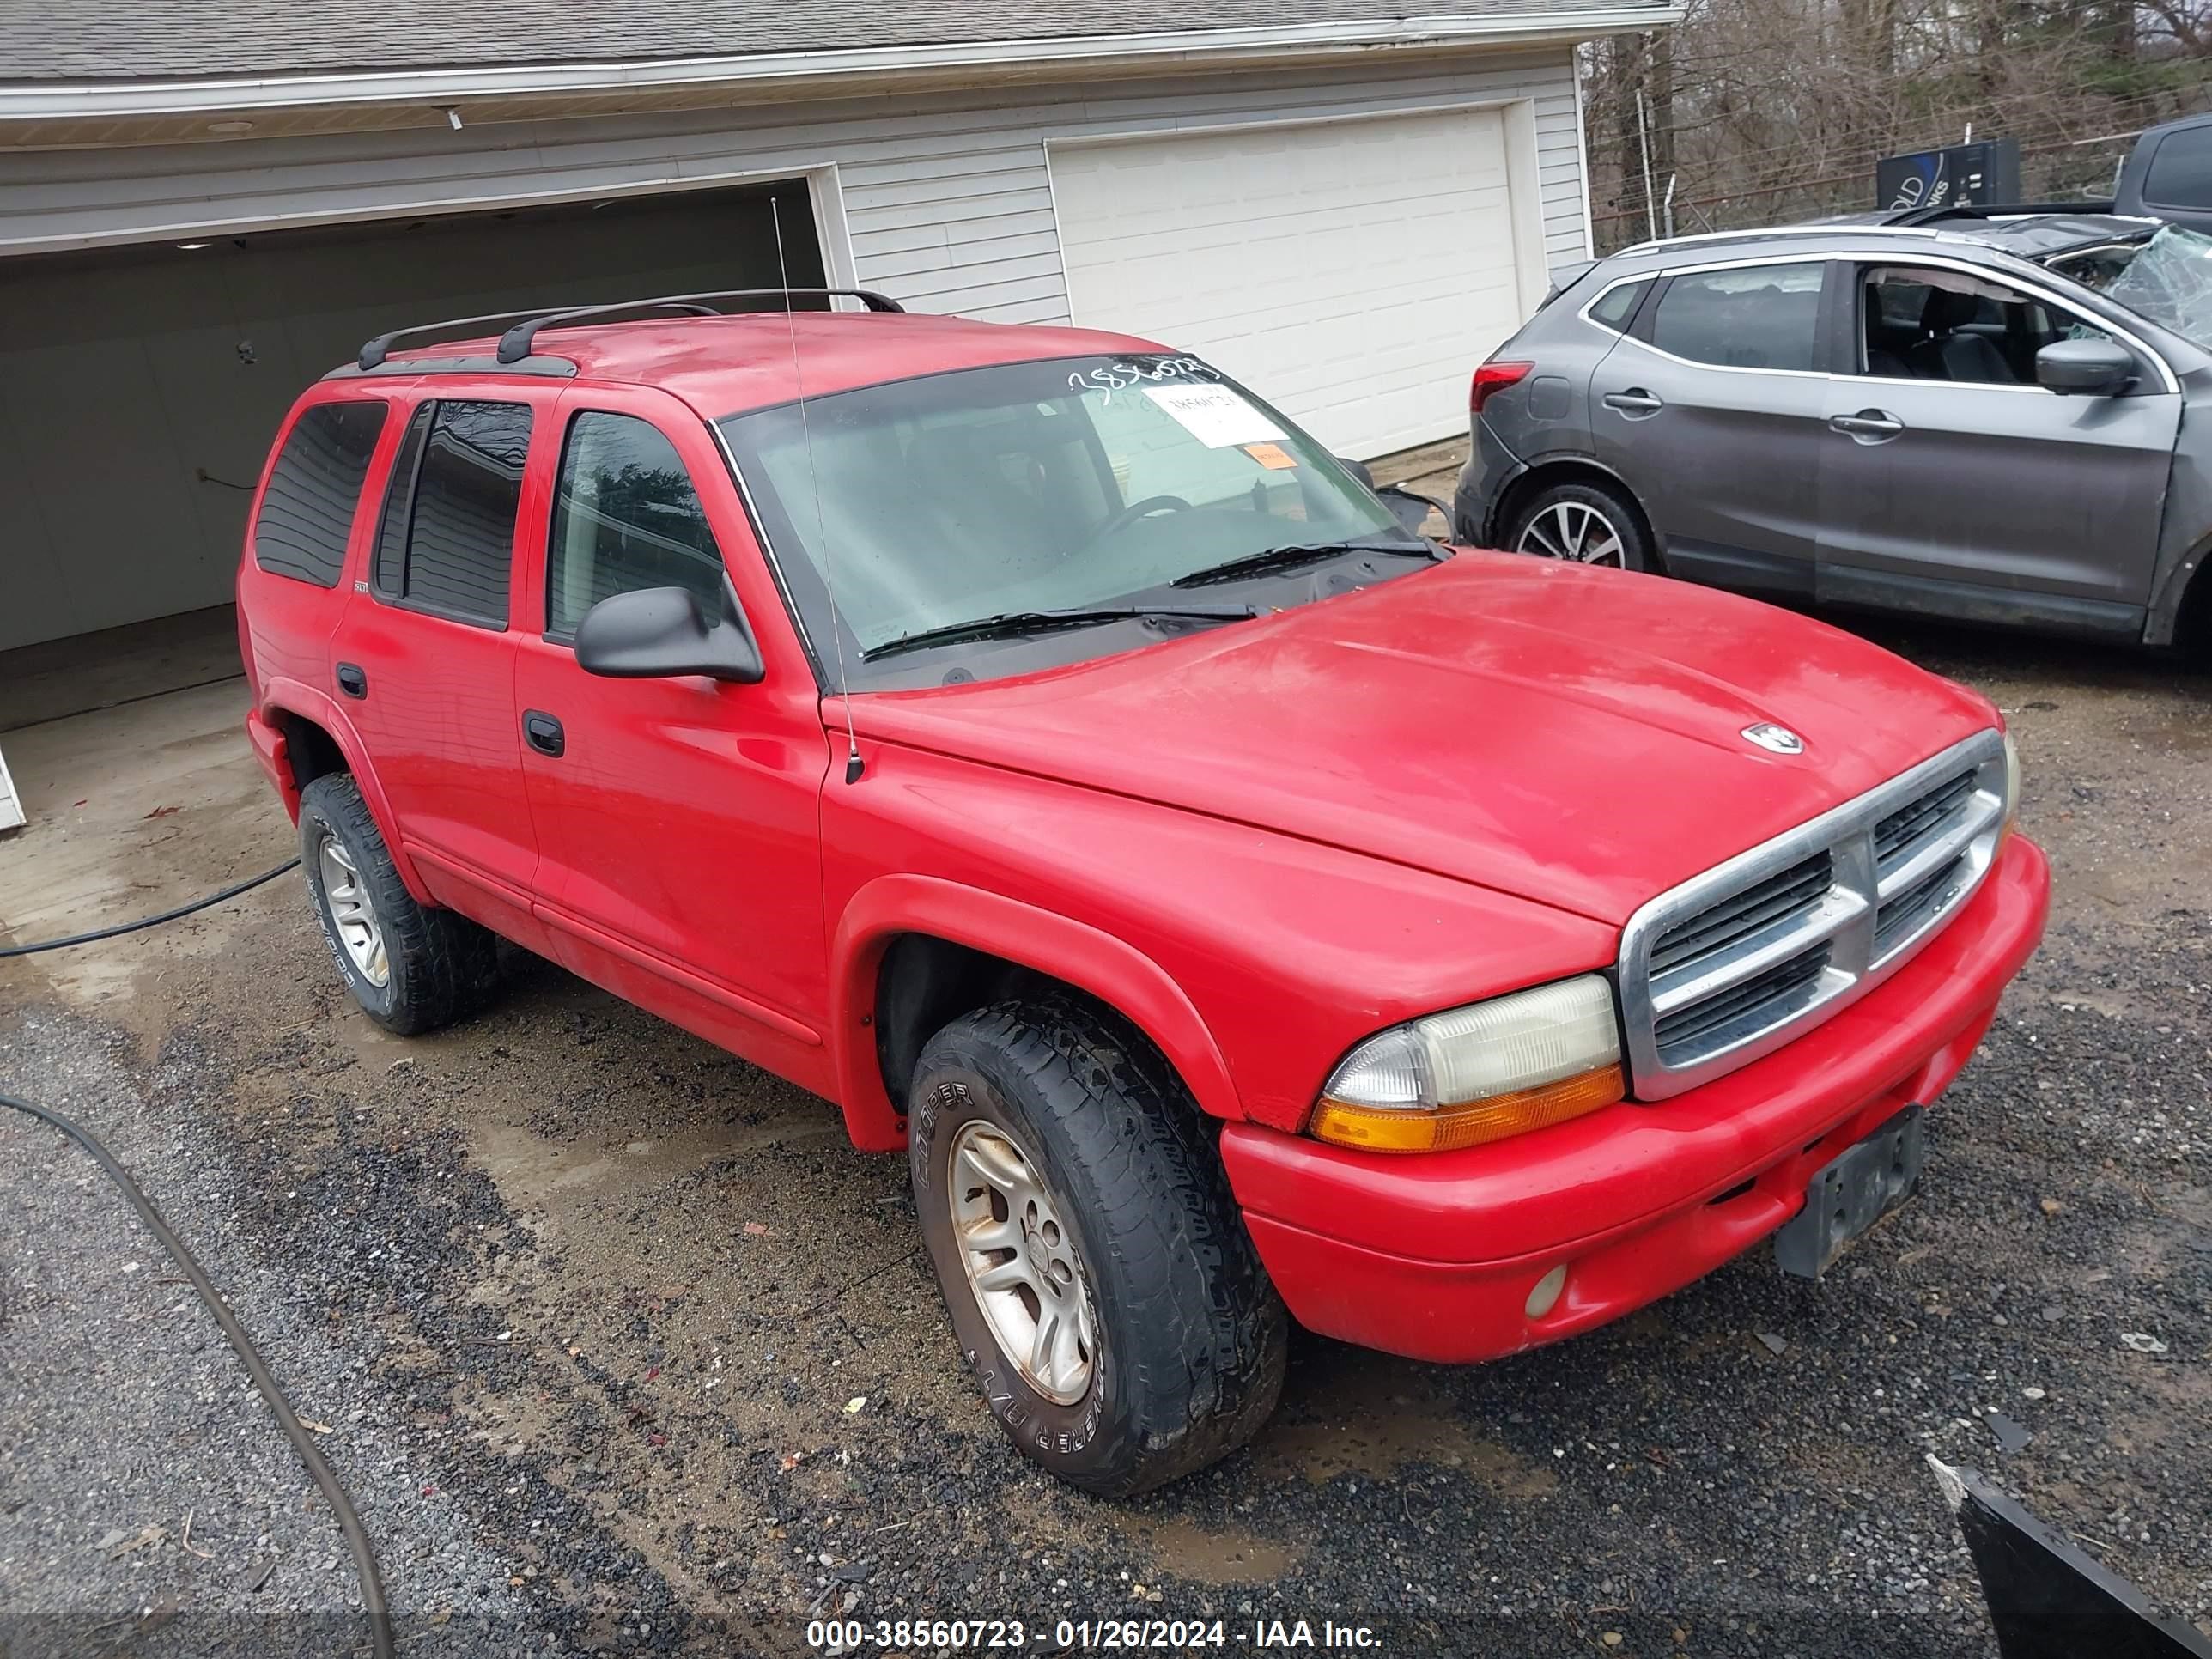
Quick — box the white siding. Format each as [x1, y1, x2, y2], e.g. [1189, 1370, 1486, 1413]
[0, 50, 1590, 321]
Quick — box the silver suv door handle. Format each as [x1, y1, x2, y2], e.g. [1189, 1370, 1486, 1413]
[1831, 410, 1905, 441]
[1603, 389, 1664, 416]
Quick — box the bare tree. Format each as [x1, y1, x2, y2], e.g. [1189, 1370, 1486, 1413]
[1583, 0, 2212, 252]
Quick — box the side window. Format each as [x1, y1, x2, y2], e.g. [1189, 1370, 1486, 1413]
[252, 401, 388, 586]
[1588, 277, 1652, 333]
[1860, 266, 2118, 386]
[1649, 264, 1824, 371]
[2145, 125, 2212, 210]
[370, 399, 532, 628]
[546, 412, 727, 638]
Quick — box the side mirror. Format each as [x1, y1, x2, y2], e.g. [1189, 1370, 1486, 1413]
[575, 578, 764, 683]
[1335, 455, 1377, 491]
[1377, 483, 1450, 538]
[2036, 337, 2137, 396]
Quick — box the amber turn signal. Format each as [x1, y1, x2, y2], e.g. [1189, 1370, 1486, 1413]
[1309, 1063, 1626, 1154]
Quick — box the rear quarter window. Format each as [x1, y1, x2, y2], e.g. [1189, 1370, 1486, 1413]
[1588, 277, 1652, 332]
[252, 401, 389, 587]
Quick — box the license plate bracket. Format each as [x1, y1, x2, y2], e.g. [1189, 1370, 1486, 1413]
[1775, 1104, 1925, 1279]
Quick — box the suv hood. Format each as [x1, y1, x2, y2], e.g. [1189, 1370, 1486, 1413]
[850, 554, 1999, 925]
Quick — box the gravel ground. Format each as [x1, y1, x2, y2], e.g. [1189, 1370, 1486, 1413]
[1, 617, 2207, 1659]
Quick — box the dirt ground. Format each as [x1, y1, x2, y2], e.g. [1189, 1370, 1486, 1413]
[1, 583, 2207, 1658]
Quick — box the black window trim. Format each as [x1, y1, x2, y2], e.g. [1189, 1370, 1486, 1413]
[368, 396, 528, 633]
[252, 396, 392, 589]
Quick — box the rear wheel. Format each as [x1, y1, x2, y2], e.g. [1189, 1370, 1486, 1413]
[1506, 478, 1654, 572]
[298, 774, 501, 1036]
[908, 998, 1287, 1496]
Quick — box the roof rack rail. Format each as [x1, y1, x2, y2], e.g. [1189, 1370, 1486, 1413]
[354, 288, 904, 372]
[356, 303, 592, 371]
[494, 288, 903, 364]
[1882, 199, 2118, 228]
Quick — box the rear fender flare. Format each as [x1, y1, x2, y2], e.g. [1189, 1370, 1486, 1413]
[830, 874, 1241, 1152]
[258, 678, 433, 904]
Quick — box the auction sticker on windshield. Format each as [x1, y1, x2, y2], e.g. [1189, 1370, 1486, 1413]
[1142, 384, 1287, 448]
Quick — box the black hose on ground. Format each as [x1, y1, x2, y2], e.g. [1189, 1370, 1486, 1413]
[0, 1089, 394, 1659]
[0, 859, 300, 957]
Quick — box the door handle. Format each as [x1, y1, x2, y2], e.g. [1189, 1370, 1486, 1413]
[1603, 389, 1664, 416]
[1831, 410, 1905, 441]
[523, 710, 565, 758]
[334, 663, 368, 700]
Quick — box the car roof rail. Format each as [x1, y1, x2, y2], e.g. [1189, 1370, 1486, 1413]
[494, 289, 905, 364]
[355, 288, 905, 372]
[1882, 199, 2118, 228]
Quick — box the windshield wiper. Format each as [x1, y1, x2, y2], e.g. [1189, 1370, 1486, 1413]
[860, 604, 1256, 662]
[1171, 538, 1439, 589]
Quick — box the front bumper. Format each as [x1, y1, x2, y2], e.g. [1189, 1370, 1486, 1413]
[1220, 834, 2051, 1364]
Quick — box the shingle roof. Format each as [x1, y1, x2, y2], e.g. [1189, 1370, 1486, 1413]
[0, 0, 1673, 82]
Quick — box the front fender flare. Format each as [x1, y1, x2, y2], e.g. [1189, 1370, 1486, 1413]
[258, 678, 434, 905]
[829, 874, 1242, 1153]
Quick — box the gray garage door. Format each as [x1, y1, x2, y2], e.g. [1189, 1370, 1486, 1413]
[0, 180, 824, 653]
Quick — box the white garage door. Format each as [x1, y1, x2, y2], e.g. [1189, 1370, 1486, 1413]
[1048, 106, 1537, 460]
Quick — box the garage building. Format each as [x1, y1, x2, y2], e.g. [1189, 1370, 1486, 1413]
[0, 0, 1676, 778]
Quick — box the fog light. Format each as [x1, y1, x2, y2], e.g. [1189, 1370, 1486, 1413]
[1525, 1265, 1568, 1320]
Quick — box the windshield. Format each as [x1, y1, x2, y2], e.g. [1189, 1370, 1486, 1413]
[718, 354, 1417, 684]
[2050, 225, 2212, 349]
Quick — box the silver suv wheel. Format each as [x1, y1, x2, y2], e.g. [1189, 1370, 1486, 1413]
[946, 1117, 1097, 1405]
[316, 833, 391, 988]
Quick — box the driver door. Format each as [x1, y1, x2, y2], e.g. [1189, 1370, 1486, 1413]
[512, 384, 837, 1086]
[1815, 262, 2180, 627]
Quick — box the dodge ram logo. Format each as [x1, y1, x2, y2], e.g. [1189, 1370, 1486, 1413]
[1741, 723, 1805, 755]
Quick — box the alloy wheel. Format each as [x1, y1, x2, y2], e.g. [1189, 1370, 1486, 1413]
[946, 1118, 1097, 1404]
[317, 834, 391, 988]
[1517, 501, 1626, 567]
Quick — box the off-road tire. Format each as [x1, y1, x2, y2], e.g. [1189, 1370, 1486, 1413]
[909, 998, 1288, 1497]
[1505, 477, 1656, 573]
[298, 773, 500, 1036]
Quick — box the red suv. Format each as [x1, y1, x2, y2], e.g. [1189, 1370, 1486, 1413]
[237, 290, 2051, 1495]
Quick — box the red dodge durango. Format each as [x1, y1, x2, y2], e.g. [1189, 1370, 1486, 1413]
[236, 290, 2050, 1494]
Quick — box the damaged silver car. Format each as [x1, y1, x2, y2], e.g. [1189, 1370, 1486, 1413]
[1455, 205, 2212, 653]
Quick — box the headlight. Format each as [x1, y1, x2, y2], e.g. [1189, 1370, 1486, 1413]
[1310, 975, 1625, 1154]
[2001, 730, 2021, 831]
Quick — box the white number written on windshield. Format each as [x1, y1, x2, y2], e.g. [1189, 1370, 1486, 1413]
[1067, 356, 1222, 402]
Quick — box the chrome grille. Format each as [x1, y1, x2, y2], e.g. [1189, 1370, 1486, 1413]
[1619, 730, 2010, 1100]
[1876, 853, 1969, 954]
[1656, 941, 1831, 1060]
[1649, 850, 1833, 980]
[1875, 770, 1978, 874]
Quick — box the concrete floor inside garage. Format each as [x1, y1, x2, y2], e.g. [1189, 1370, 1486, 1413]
[2, 538, 2209, 1653]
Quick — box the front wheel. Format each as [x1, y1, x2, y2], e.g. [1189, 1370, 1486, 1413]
[1506, 479, 1654, 572]
[908, 999, 1287, 1496]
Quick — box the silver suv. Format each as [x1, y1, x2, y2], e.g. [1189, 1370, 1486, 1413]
[1453, 206, 2212, 652]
